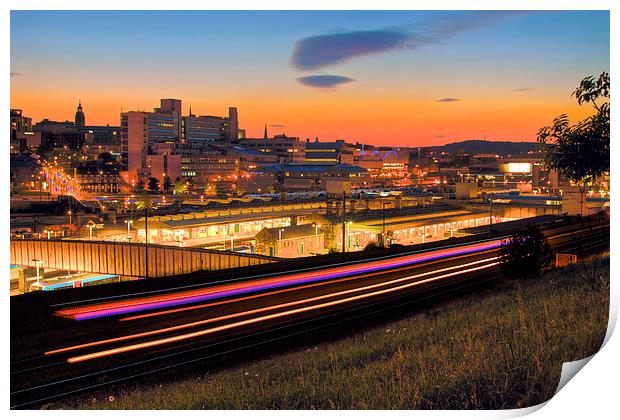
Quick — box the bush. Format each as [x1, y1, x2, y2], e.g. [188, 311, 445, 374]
[499, 224, 552, 278]
[363, 241, 381, 251]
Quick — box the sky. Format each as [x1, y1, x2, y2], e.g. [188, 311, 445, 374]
[10, 10, 609, 147]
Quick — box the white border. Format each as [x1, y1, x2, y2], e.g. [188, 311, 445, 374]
[2, 1, 617, 419]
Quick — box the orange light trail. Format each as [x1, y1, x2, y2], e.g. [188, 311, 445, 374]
[47, 257, 496, 357]
[67, 259, 499, 363]
[56, 240, 502, 320]
[119, 251, 482, 322]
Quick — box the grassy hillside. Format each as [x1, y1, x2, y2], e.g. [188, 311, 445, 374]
[55, 255, 609, 410]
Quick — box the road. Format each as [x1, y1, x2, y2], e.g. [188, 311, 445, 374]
[10, 221, 609, 408]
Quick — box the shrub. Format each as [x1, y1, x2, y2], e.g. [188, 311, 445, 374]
[499, 224, 552, 278]
[363, 241, 381, 251]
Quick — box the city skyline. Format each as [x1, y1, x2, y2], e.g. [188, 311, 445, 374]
[11, 10, 609, 146]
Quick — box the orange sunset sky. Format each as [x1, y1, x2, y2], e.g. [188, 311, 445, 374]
[10, 10, 609, 146]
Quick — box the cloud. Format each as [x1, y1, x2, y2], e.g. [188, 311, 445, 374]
[513, 87, 535, 91]
[435, 134, 446, 138]
[290, 11, 525, 71]
[10, 72, 22, 78]
[436, 98, 461, 103]
[291, 30, 410, 70]
[269, 124, 286, 128]
[296, 75, 355, 89]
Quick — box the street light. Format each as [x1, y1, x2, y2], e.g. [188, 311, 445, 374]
[488, 195, 493, 239]
[381, 202, 392, 247]
[67, 210, 72, 227]
[125, 220, 134, 242]
[312, 223, 321, 243]
[88, 223, 94, 241]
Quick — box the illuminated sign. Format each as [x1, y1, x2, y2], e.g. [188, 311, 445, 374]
[500, 162, 532, 173]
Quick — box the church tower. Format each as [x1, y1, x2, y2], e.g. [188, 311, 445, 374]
[75, 100, 85, 126]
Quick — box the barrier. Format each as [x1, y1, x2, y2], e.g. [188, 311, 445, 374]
[10, 239, 281, 278]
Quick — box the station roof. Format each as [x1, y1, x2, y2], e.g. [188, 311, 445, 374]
[258, 224, 318, 241]
[259, 163, 367, 174]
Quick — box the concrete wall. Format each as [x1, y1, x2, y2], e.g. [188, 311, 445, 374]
[10, 239, 280, 278]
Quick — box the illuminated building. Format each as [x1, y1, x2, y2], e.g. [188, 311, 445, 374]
[248, 163, 370, 192]
[31, 101, 120, 154]
[10, 154, 41, 191]
[304, 139, 354, 164]
[120, 98, 182, 179]
[133, 212, 291, 246]
[33, 119, 86, 149]
[10, 109, 39, 154]
[180, 152, 240, 188]
[255, 224, 325, 258]
[75, 163, 120, 194]
[181, 106, 239, 143]
[239, 134, 306, 163]
[147, 143, 182, 188]
[354, 147, 409, 179]
[121, 100, 244, 184]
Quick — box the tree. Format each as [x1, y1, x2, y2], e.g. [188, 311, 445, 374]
[173, 180, 188, 195]
[135, 179, 145, 192]
[537, 72, 609, 185]
[499, 224, 552, 279]
[97, 152, 115, 164]
[185, 178, 195, 193]
[147, 177, 160, 192]
[136, 192, 154, 211]
[163, 176, 173, 194]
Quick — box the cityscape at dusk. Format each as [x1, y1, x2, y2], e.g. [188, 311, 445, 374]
[11, 10, 609, 145]
[8, 6, 612, 413]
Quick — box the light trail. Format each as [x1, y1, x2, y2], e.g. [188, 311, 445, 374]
[67, 259, 499, 363]
[56, 239, 502, 321]
[47, 257, 498, 356]
[118, 251, 484, 322]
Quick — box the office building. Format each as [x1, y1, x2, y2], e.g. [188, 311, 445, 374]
[10, 109, 39, 153]
[120, 98, 182, 179]
[304, 139, 354, 164]
[32, 102, 120, 153]
[239, 134, 306, 163]
[181, 106, 239, 143]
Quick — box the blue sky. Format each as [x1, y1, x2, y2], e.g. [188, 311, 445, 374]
[10, 10, 610, 145]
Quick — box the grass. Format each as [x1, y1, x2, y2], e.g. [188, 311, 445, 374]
[54, 255, 609, 410]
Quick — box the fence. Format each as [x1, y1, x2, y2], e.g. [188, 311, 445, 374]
[10, 239, 281, 278]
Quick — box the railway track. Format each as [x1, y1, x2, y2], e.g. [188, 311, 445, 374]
[10, 223, 609, 408]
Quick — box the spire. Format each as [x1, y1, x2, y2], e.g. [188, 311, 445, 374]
[75, 99, 85, 126]
[189, 105, 193, 117]
[264, 124, 268, 140]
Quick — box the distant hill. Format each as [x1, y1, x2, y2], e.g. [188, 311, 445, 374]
[433, 140, 538, 156]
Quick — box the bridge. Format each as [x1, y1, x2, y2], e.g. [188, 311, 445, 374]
[10, 239, 282, 278]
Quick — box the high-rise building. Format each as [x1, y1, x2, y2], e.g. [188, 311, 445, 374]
[228, 107, 238, 142]
[157, 98, 182, 142]
[181, 106, 239, 143]
[120, 98, 183, 178]
[121, 99, 244, 183]
[74, 101, 85, 126]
